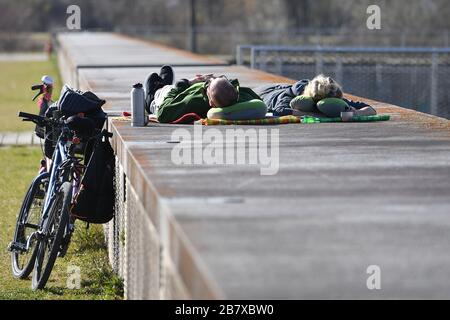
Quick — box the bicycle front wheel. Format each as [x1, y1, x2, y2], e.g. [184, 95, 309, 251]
[32, 182, 72, 290]
[11, 173, 48, 279]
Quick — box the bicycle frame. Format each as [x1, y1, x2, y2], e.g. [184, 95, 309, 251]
[39, 128, 71, 235]
[14, 127, 72, 252]
[14, 108, 109, 255]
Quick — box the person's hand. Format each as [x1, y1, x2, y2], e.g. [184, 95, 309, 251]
[189, 74, 214, 85]
[188, 76, 202, 85]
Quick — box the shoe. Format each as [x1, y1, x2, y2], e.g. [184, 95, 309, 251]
[144, 73, 163, 113]
[159, 65, 174, 86]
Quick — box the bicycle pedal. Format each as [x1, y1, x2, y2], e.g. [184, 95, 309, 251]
[8, 241, 27, 253]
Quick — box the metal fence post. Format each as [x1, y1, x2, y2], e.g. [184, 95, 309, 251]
[376, 63, 383, 101]
[335, 57, 343, 85]
[276, 55, 283, 76]
[400, 33, 406, 47]
[430, 53, 439, 116]
[250, 47, 256, 69]
[236, 45, 242, 66]
[260, 51, 267, 72]
[315, 51, 323, 75]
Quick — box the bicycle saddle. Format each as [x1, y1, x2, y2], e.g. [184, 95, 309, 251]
[66, 116, 96, 138]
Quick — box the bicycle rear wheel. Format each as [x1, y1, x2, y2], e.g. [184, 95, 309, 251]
[11, 173, 48, 279]
[32, 182, 72, 290]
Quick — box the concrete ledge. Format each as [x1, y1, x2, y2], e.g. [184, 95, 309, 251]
[58, 32, 450, 300]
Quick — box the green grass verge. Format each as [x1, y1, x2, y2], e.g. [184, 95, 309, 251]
[0, 57, 62, 132]
[0, 147, 123, 300]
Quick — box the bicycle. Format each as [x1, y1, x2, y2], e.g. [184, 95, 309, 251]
[8, 76, 54, 281]
[9, 96, 111, 291]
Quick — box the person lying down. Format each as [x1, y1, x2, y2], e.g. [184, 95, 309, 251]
[254, 74, 377, 118]
[144, 66, 266, 124]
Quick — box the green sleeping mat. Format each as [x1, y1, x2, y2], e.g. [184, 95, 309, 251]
[302, 115, 391, 123]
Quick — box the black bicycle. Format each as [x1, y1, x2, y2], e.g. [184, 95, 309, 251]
[9, 110, 108, 290]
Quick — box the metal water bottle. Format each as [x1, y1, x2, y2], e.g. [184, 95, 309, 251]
[131, 83, 146, 127]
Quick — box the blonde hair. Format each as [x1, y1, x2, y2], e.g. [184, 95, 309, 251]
[303, 75, 343, 101]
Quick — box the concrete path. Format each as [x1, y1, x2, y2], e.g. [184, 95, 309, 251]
[0, 132, 39, 146]
[0, 53, 48, 62]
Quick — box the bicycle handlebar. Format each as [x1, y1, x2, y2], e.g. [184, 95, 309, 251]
[18, 111, 62, 128]
[31, 85, 43, 91]
[18, 112, 46, 123]
[19, 111, 113, 140]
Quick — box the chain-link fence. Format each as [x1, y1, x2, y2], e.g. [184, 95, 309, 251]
[237, 45, 450, 119]
[104, 158, 162, 299]
[117, 26, 450, 55]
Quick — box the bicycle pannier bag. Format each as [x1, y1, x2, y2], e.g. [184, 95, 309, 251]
[58, 85, 106, 117]
[71, 134, 115, 224]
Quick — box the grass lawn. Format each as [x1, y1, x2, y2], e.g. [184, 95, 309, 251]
[0, 58, 62, 132]
[0, 147, 123, 300]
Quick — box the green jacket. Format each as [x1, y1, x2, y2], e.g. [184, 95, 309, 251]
[157, 79, 262, 123]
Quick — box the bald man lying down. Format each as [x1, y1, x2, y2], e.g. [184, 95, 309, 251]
[144, 66, 262, 123]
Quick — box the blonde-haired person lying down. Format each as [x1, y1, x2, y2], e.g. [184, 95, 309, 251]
[254, 75, 377, 118]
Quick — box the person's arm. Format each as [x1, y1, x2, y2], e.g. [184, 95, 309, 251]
[165, 78, 201, 101]
[269, 80, 310, 116]
[188, 74, 215, 86]
[272, 106, 295, 117]
[270, 92, 299, 116]
[174, 79, 191, 92]
[291, 80, 310, 96]
[343, 98, 377, 116]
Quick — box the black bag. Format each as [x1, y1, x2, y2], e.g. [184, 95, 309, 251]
[58, 85, 106, 117]
[71, 132, 115, 224]
[38, 86, 107, 159]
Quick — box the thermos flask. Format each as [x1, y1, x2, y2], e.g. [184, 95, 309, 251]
[131, 83, 146, 127]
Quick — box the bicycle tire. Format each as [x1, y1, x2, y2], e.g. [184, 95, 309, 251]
[11, 173, 48, 279]
[32, 182, 72, 290]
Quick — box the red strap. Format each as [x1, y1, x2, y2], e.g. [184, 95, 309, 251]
[121, 112, 201, 124]
[170, 113, 202, 124]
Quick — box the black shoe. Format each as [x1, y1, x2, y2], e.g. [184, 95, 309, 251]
[159, 65, 174, 86]
[144, 73, 163, 113]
